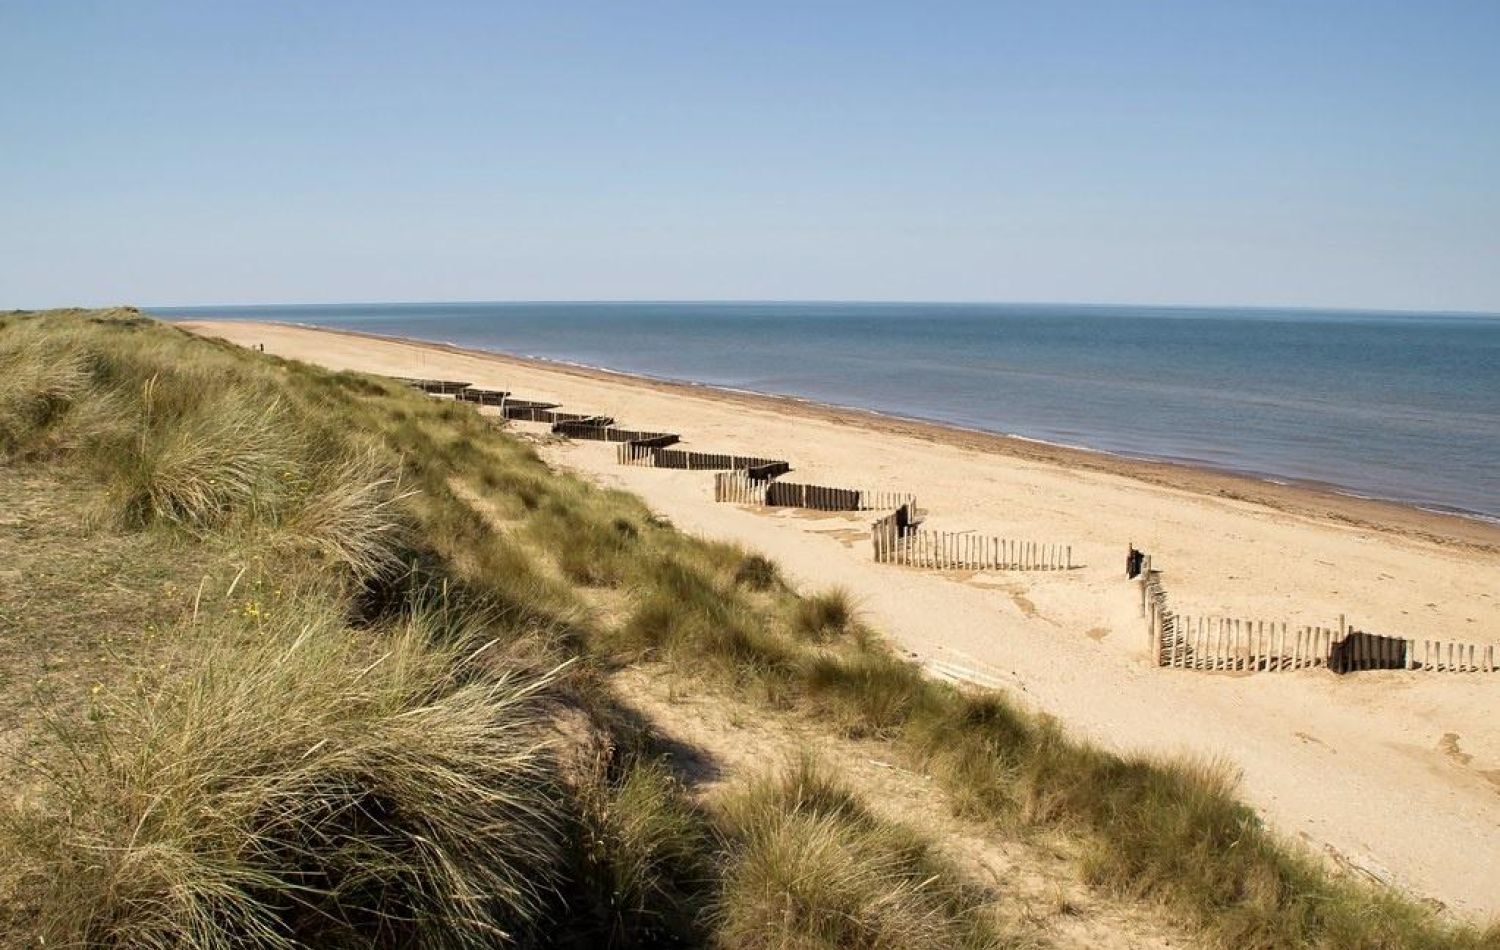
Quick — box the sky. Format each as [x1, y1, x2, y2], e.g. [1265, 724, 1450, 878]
[2, 1, 1498, 312]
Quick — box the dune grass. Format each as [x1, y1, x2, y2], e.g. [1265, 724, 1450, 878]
[5, 608, 569, 948]
[3, 308, 1495, 949]
[570, 755, 716, 946]
[713, 756, 1005, 950]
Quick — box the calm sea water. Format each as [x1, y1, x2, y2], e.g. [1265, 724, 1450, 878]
[154, 302, 1500, 521]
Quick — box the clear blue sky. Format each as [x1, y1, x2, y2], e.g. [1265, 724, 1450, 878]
[3, 1, 1497, 311]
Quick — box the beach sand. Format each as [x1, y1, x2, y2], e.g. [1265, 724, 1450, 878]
[184, 319, 1500, 919]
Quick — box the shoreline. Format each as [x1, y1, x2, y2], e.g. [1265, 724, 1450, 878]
[192, 318, 1500, 553]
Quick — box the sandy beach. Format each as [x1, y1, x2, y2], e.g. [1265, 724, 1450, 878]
[184, 319, 1500, 919]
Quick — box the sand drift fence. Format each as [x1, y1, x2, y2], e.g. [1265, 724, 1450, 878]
[713, 471, 916, 512]
[553, 422, 681, 446]
[454, 387, 511, 406]
[399, 378, 473, 395]
[1133, 548, 1497, 674]
[873, 514, 1074, 571]
[1158, 615, 1496, 673]
[616, 442, 789, 471]
[714, 471, 769, 504]
[1158, 614, 1334, 672]
[502, 406, 611, 425]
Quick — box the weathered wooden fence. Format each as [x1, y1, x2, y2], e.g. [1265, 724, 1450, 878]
[503, 398, 560, 410]
[1157, 615, 1495, 673]
[501, 406, 598, 424]
[713, 471, 916, 512]
[455, 387, 511, 406]
[617, 443, 788, 471]
[1135, 548, 1497, 674]
[1158, 615, 1334, 671]
[870, 504, 918, 561]
[401, 378, 472, 395]
[873, 518, 1073, 571]
[552, 422, 680, 445]
[746, 460, 793, 480]
[714, 471, 769, 504]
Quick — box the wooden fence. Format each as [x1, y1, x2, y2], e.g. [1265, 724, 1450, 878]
[714, 471, 769, 504]
[1135, 549, 1497, 674]
[552, 422, 681, 445]
[872, 516, 1073, 571]
[746, 460, 793, 480]
[455, 387, 511, 406]
[713, 471, 916, 512]
[1157, 615, 1496, 673]
[616, 443, 788, 471]
[1157, 614, 1333, 671]
[501, 406, 599, 424]
[766, 481, 862, 511]
[401, 378, 472, 395]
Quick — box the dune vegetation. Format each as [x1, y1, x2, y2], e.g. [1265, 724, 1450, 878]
[0, 308, 1494, 949]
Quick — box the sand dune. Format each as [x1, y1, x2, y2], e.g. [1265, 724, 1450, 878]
[182, 319, 1500, 919]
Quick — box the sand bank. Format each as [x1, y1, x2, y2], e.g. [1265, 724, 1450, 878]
[183, 319, 1500, 919]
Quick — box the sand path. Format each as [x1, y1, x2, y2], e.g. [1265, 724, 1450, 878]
[183, 319, 1500, 919]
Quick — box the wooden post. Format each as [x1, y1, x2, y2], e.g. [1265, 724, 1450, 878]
[1150, 601, 1162, 664]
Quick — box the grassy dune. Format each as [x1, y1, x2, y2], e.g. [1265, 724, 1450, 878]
[0, 308, 1493, 949]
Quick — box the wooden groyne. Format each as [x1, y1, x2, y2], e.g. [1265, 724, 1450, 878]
[872, 510, 1074, 571]
[1134, 547, 1497, 674]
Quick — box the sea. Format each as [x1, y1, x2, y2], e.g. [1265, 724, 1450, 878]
[152, 301, 1500, 522]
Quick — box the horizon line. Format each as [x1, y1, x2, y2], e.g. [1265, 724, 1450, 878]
[137, 297, 1500, 320]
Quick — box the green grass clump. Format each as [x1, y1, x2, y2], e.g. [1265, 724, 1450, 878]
[571, 756, 715, 946]
[789, 587, 858, 642]
[732, 552, 782, 591]
[713, 757, 1003, 950]
[6, 608, 568, 948]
